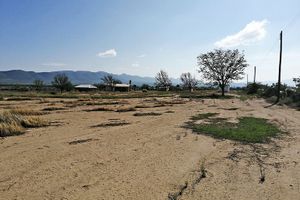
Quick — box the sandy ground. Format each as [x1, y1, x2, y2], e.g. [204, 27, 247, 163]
[0, 96, 299, 200]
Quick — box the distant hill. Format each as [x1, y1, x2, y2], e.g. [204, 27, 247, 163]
[0, 70, 295, 87]
[0, 70, 181, 86]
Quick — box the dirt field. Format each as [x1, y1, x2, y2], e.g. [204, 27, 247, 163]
[0, 96, 299, 200]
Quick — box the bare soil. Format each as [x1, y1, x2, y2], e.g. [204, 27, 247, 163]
[0, 97, 299, 200]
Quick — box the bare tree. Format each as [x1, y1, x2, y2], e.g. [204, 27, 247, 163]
[197, 49, 248, 96]
[52, 74, 73, 93]
[180, 72, 198, 92]
[101, 74, 121, 86]
[33, 79, 44, 91]
[155, 70, 172, 90]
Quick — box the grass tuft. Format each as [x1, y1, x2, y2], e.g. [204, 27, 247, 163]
[0, 122, 24, 137]
[42, 107, 66, 111]
[69, 138, 94, 145]
[91, 120, 130, 128]
[20, 116, 49, 128]
[9, 108, 44, 115]
[188, 116, 280, 143]
[0, 111, 48, 137]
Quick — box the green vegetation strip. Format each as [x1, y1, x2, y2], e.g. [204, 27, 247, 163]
[188, 113, 280, 143]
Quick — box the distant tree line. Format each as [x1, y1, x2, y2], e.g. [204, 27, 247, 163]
[6, 48, 297, 103]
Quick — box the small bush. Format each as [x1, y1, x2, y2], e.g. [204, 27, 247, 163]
[246, 83, 263, 94]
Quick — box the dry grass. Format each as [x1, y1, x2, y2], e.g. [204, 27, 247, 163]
[69, 138, 94, 145]
[85, 101, 119, 106]
[153, 103, 169, 107]
[42, 107, 66, 111]
[85, 107, 114, 112]
[115, 107, 136, 112]
[0, 111, 48, 137]
[9, 108, 44, 116]
[91, 120, 130, 128]
[20, 116, 48, 128]
[6, 97, 33, 101]
[135, 104, 152, 108]
[0, 122, 24, 137]
[86, 106, 136, 112]
[133, 112, 162, 116]
[158, 100, 186, 105]
[165, 110, 175, 113]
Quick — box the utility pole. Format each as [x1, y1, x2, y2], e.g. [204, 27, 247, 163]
[253, 66, 256, 83]
[247, 74, 249, 86]
[276, 31, 283, 103]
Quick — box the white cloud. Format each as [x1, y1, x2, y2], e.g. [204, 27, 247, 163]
[42, 63, 66, 67]
[215, 19, 268, 48]
[138, 54, 146, 58]
[97, 49, 117, 57]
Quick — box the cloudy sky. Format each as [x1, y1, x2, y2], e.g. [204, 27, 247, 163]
[0, 0, 299, 82]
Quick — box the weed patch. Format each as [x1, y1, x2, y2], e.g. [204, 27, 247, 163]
[187, 115, 280, 143]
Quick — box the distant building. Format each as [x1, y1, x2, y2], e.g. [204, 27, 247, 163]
[157, 86, 170, 91]
[105, 83, 130, 92]
[75, 84, 97, 92]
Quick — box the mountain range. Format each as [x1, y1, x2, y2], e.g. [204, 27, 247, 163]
[0, 70, 180, 86]
[0, 70, 295, 87]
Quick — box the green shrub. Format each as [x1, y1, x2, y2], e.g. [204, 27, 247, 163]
[246, 83, 263, 94]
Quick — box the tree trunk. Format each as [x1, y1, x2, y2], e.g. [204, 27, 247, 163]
[221, 85, 225, 96]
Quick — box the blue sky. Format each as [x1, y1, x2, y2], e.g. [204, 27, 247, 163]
[0, 0, 299, 82]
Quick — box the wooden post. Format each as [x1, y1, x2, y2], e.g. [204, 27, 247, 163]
[253, 66, 256, 83]
[276, 31, 283, 103]
[247, 74, 249, 86]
